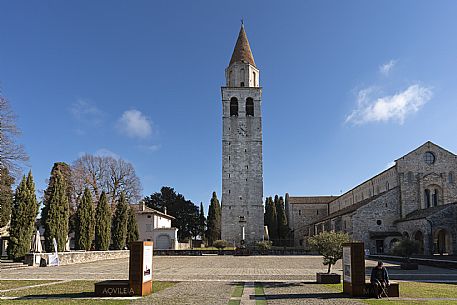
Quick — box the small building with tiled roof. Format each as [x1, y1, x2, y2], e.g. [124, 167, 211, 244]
[131, 203, 178, 250]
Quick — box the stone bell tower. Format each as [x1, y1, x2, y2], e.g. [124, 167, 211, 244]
[221, 24, 264, 247]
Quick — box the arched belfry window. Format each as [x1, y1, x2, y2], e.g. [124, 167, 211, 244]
[246, 98, 254, 116]
[253, 71, 256, 87]
[230, 97, 238, 116]
[240, 68, 245, 87]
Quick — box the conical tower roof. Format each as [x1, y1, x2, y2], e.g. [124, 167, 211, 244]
[229, 24, 256, 67]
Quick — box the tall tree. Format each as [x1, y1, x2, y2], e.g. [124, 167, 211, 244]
[206, 192, 221, 246]
[7, 171, 38, 260]
[75, 188, 95, 250]
[0, 167, 14, 227]
[267, 197, 278, 241]
[276, 196, 289, 242]
[0, 96, 29, 177]
[42, 169, 70, 252]
[198, 202, 206, 241]
[72, 155, 142, 205]
[95, 191, 111, 251]
[126, 206, 139, 248]
[111, 192, 129, 249]
[143, 186, 199, 242]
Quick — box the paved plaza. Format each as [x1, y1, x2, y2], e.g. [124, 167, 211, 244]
[2, 255, 457, 304]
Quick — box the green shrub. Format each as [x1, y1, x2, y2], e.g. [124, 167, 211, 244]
[308, 231, 350, 273]
[213, 239, 228, 250]
[256, 240, 272, 251]
[392, 239, 420, 259]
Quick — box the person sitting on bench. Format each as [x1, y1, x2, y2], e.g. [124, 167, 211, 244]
[371, 261, 390, 299]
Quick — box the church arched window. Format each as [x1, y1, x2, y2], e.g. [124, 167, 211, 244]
[246, 98, 254, 116]
[424, 189, 431, 208]
[432, 189, 439, 207]
[230, 97, 238, 116]
[253, 71, 256, 86]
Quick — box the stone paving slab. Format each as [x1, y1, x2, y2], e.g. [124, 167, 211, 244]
[263, 282, 365, 305]
[131, 281, 232, 305]
[2, 255, 457, 283]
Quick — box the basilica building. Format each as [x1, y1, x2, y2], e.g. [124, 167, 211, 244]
[286, 141, 457, 255]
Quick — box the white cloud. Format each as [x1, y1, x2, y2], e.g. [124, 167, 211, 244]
[117, 109, 153, 138]
[379, 60, 397, 76]
[70, 99, 104, 125]
[138, 144, 161, 152]
[95, 148, 120, 159]
[346, 84, 432, 125]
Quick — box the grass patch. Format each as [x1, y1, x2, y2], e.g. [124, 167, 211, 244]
[361, 301, 457, 305]
[152, 281, 176, 293]
[398, 282, 457, 298]
[0, 280, 176, 304]
[324, 283, 343, 292]
[228, 300, 241, 305]
[231, 283, 244, 298]
[254, 283, 267, 305]
[0, 300, 129, 305]
[0, 280, 55, 291]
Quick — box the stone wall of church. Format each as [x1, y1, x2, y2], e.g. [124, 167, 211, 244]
[396, 143, 457, 217]
[288, 203, 328, 246]
[351, 187, 401, 254]
[329, 167, 398, 214]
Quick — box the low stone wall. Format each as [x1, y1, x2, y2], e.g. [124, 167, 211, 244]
[369, 254, 457, 269]
[25, 250, 129, 266]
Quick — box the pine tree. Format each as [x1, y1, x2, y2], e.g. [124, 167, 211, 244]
[206, 192, 221, 246]
[7, 171, 38, 260]
[111, 192, 129, 250]
[75, 188, 95, 250]
[0, 167, 14, 228]
[276, 196, 289, 242]
[198, 202, 206, 241]
[126, 206, 139, 248]
[43, 169, 70, 252]
[95, 191, 111, 250]
[268, 197, 278, 241]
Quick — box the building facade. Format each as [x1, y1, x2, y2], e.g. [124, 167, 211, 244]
[289, 142, 457, 255]
[221, 24, 264, 246]
[133, 204, 178, 250]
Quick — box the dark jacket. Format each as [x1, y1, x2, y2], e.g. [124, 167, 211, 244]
[370, 266, 389, 283]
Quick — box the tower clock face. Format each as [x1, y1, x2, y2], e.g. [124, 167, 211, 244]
[237, 122, 247, 136]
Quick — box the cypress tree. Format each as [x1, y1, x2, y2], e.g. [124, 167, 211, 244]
[8, 171, 38, 260]
[95, 191, 111, 250]
[126, 206, 139, 248]
[198, 202, 206, 241]
[0, 167, 14, 228]
[43, 170, 70, 252]
[206, 192, 221, 246]
[268, 197, 278, 241]
[111, 192, 129, 250]
[276, 196, 289, 242]
[264, 197, 271, 236]
[75, 188, 95, 250]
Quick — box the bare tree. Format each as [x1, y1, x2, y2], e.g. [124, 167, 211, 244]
[0, 96, 29, 177]
[72, 154, 142, 205]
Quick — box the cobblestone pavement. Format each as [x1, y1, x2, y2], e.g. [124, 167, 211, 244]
[132, 281, 233, 305]
[263, 282, 365, 305]
[1, 255, 457, 282]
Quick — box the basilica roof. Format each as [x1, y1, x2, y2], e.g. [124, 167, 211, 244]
[229, 24, 256, 67]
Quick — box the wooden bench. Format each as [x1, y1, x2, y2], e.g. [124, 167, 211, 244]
[364, 282, 399, 297]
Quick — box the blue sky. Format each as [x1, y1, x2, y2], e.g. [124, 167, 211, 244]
[2, 1, 457, 212]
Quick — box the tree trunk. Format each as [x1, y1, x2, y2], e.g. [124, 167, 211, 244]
[327, 264, 332, 274]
